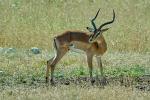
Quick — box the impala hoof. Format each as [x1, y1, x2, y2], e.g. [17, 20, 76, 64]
[91, 79, 95, 85]
[50, 79, 55, 85]
[46, 77, 49, 83]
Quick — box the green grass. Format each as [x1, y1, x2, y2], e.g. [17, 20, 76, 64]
[0, 49, 150, 85]
[0, 47, 150, 99]
[0, 49, 150, 100]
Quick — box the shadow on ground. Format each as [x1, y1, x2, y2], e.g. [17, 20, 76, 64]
[44, 75, 150, 91]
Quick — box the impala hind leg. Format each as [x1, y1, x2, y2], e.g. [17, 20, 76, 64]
[96, 56, 107, 86]
[87, 53, 94, 85]
[46, 57, 54, 83]
[47, 48, 67, 85]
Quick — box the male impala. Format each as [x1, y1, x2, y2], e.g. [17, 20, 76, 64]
[46, 9, 115, 85]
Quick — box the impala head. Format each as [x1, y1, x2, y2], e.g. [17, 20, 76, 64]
[87, 9, 115, 43]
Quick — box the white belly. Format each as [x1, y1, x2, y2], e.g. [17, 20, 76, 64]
[69, 41, 90, 53]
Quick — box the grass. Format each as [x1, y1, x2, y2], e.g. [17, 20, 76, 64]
[0, 0, 150, 52]
[0, 49, 149, 83]
[0, 0, 150, 99]
[1, 85, 150, 100]
[0, 49, 150, 100]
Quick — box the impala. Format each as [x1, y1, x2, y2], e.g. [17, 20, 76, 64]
[46, 9, 115, 85]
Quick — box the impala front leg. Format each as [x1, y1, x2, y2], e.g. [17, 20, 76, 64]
[87, 53, 94, 85]
[96, 56, 107, 85]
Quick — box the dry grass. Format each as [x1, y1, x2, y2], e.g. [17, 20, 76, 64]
[0, 0, 150, 52]
[1, 85, 150, 100]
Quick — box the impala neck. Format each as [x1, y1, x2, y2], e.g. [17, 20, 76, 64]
[95, 35, 107, 55]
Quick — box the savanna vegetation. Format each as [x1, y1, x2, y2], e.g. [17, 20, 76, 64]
[0, 0, 150, 100]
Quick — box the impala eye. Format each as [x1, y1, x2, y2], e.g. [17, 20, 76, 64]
[89, 35, 94, 43]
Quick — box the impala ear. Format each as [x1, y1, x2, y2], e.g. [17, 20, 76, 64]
[101, 28, 110, 32]
[94, 27, 110, 38]
[86, 27, 95, 32]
